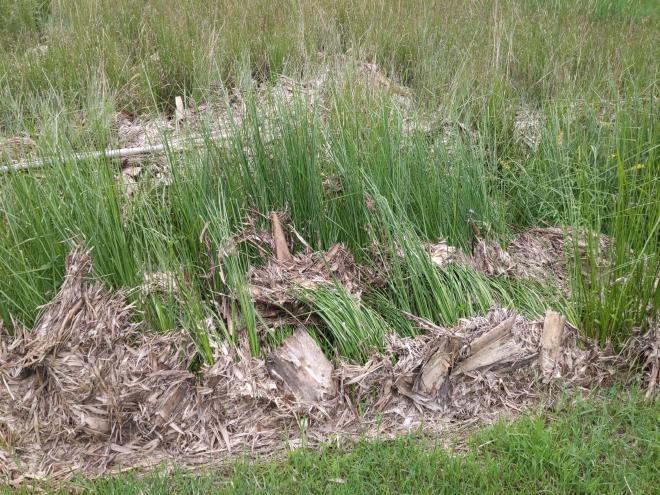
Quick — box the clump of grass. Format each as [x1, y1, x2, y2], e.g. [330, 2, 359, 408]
[302, 284, 390, 362]
[362, 180, 495, 326]
[2, 87, 656, 354]
[573, 153, 659, 342]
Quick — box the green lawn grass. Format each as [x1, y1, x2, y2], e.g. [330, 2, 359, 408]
[8, 387, 654, 494]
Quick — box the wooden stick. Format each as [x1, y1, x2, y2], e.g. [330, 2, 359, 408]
[270, 212, 292, 263]
[175, 96, 186, 123]
[0, 131, 228, 174]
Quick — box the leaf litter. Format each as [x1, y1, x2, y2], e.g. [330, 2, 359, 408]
[240, 213, 369, 330]
[1, 231, 656, 487]
[429, 226, 610, 293]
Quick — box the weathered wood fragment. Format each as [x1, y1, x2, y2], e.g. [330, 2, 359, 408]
[539, 310, 566, 379]
[271, 212, 292, 262]
[413, 336, 460, 397]
[175, 96, 186, 123]
[469, 315, 516, 355]
[451, 315, 522, 376]
[453, 338, 526, 376]
[266, 328, 335, 402]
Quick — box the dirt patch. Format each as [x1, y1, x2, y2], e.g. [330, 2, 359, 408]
[0, 244, 651, 487]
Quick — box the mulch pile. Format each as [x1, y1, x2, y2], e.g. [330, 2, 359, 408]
[1, 241, 656, 487]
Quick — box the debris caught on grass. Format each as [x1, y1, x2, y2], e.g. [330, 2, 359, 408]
[2, 58, 475, 178]
[426, 240, 458, 268]
[0, 135, 36, 162]
[506, 227, 610, 287]
[248, 241, 362, 325]
[640, 324, 659, 400]
[427, 227, 610, 292]
[140, 271, 180, 298]
[616, 321, 659, 402]
[513, 106, 542, 152]
[471, 239, 515, 276]
[244, 213, 365, 328]
[0, 246, 646, 485]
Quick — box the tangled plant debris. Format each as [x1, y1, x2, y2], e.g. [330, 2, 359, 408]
[0, 245, 654, 486]
[428, 226, 610, 292]
[242, 213, 367, 329]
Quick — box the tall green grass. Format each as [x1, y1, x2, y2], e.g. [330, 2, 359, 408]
[1, 0, 657, 139]
[2, 88, 655, 358]
[0, 0, 657, 359]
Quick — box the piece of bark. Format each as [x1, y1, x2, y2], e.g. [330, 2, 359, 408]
[450, 315, 518, 376]
[270, 212, 292, 263]
[266, 328, 335, 402]
[413, 336, 460, 398]
[453, 338, 527, 376]
[539, 310, 566, 379]
[175, 96, 186, 123]
[469, 315, 516, 355]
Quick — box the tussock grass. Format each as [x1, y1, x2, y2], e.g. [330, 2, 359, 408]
[303, 285, 390, 362]
[0, 0, 658, 358]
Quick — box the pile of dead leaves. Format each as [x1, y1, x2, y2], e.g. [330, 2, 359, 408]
[239, 213, 367, 329]
[1, 243, 654, 487]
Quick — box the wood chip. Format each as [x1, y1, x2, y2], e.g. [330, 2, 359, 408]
[266, 329, 336, 402]
[539, 310, 566, 379]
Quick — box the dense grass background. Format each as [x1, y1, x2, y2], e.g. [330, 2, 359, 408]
[8, 387, 657, 494]
[0, 0, 657, 140]
[0, 0, 658, 359]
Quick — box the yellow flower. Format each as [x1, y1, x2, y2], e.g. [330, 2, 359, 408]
[633, 163, 645, 170]
[556, 130, 563, 146]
